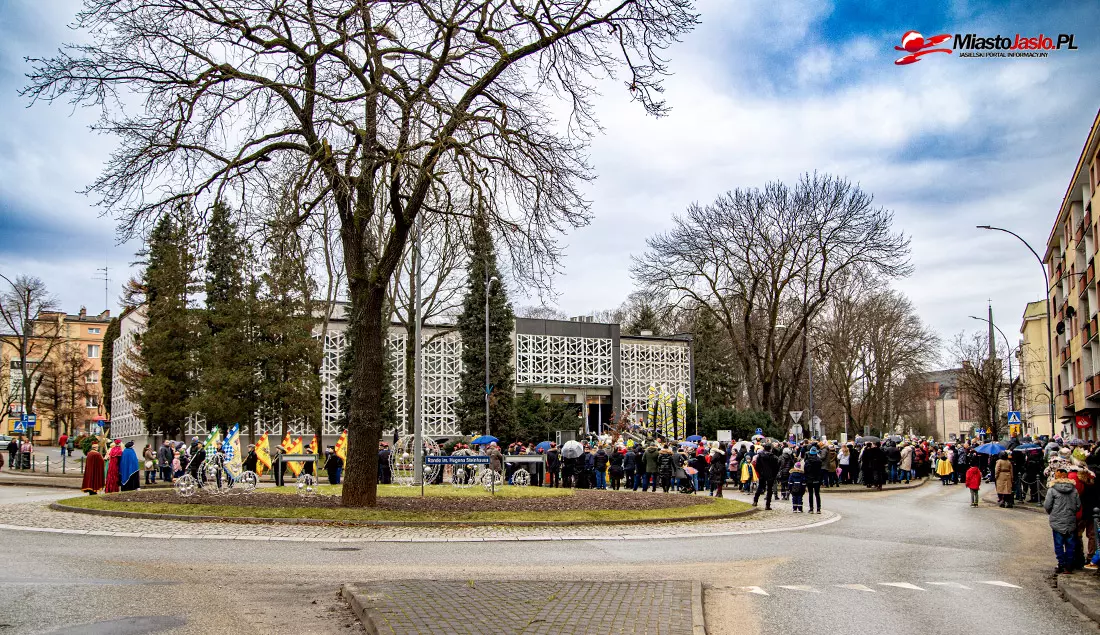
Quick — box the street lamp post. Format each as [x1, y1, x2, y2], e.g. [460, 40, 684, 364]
[412, 210, 424, 485]
[969, 314, 1017, 411]
[485, 273, 498, 437]
[976, 225, 1056, 437]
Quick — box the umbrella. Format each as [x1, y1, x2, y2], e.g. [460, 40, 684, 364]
[535, 441, 553, 452]
[471, 435, 498, 445]
[686, 435, 703, 442]
[1069, 438, 1091, 447]
[855, 436, 881, 444]
[1012, 443, 1042, 452]
[975, 442, 1007, 456]
[887, 435, 903, 443]
[561, 440, 584, 459]
[679, 441, 696, 448]
[731, 440, 752, 451]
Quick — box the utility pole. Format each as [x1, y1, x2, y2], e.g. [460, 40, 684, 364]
[484, 272, 497, 436]
[988, 303, 997, 434]
[412, 211, 424, 486]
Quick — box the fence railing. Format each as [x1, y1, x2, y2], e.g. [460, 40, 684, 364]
[5, 454, 85, 475]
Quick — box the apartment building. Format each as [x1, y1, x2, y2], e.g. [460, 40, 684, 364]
[1045, 109, 1100, 441]
[1018, 300, 1052, 437]
[2, 307, 111, 443]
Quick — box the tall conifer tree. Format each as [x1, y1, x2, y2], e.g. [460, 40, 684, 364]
[455, 217, 515, 436]
[136, 213, 197, 437]
[194, 200, 256, 434]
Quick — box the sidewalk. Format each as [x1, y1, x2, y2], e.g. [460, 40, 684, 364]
[1058, 572, 1100, 626]
[342, 580, 704, 635]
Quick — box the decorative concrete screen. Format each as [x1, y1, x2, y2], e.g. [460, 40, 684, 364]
[620, 341, 691, 415]
[515, 334, 613, 387]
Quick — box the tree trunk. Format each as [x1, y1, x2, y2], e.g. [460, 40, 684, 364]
[341, 282, 385, 507]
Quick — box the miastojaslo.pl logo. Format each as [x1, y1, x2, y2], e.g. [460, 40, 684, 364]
[894, 29, 1078, 65]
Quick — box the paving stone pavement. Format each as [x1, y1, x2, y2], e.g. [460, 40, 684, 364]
[342, 580, 697, 635]
[0, 501, 838, 542]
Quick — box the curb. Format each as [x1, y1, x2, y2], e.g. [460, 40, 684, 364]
[1057, 575, 1100, 625]
[823, 478, 929, 493]
[341, 584, 383, 635]
[0, 479, 81, 490]
[979, 493, 1045, 514]
[0, 511, 841, 543]
[691, 580, 707, 635]
[48, 501, 759, 528]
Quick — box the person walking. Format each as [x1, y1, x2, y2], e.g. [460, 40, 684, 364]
[709, 445, 726, 497]
[788, 461, 806, 512]
[546, 443, 561, 488]
[995, 451, 1014, 508]
[157, 440, 174, 483]
[324, 447, 343, 485]
[1045, 466, 1081, 574]
[805, 447, 823, 514]
[58, 433, 69, 459]
[6, 437, 18, 469]
[966, 463, 982, 507]
[594, 446, 609, 490]
[753, 446, 779, 510]
[657, 445, 675, 493]
[142, 444, 157, 485]
[643, 442, 660, 492]
[900, 443, 914, 484]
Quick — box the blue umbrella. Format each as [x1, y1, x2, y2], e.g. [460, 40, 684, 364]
[471, 435, 499, 445]
[686, 435, 703, 442]
[535, 441, 553, 452]
[975, 442, 1006, 455]
[1012, 443, 1042, 452]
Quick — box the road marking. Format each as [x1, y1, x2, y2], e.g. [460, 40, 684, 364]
[927, 582, 971, 590]
[778, 585, 821, 593]
[878, 583, 925, 591]
[740, 586, 769, 596]
[978, 581, 1021, 588]
[835, 584, 875, 592]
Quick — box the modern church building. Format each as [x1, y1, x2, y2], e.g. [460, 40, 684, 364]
[110, 302, 693, 441]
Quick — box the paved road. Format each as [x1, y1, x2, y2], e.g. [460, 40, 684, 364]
[0, 482, 1091, 635]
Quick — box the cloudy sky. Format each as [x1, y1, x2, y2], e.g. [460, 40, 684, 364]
[1, 0, 1098, 363]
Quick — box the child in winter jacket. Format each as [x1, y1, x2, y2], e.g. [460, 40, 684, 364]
[1045, 467, 1082, 574]
[965, 465, 982, 507]
[788, 462, 806, 513]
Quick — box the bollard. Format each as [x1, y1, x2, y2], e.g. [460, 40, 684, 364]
[45, 456, 49, 473]
[62, 455, 66, 474]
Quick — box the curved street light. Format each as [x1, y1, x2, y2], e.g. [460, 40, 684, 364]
[976, 225, 1056, 436]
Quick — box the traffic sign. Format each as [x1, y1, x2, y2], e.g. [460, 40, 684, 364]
[13, 422, 24, 433]
[789, 411, 804, 423]
[1006, 411, 1021, 425]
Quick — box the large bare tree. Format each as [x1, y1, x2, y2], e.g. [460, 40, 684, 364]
[25, 0, 696, 505]
[633, 174, 912, 423]
[952, 332, 1012, 440]
[0, 274, 65, 432]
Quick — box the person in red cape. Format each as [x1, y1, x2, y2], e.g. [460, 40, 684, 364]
[81, 446, 106, 494]
[104, 440, 123, 493]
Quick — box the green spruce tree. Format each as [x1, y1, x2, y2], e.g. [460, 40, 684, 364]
[455, 217, 515, 436]
[193, 200, 256, 435]
[690, 307, 739, 408]
[137, 213, 198, 438]
[100, 316, 119, 417]
[255, 218, 321, 439]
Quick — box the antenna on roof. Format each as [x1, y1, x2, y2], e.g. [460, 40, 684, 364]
[93, 262, 111, 313]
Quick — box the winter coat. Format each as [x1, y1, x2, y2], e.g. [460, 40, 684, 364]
[804, 455, 823, 484]
[965, 466, 982, 490]
[994, 459, 1014, 495]
[623, 450, 636, 472]
[900, 446, 914, 471]
[777, 453, 794, 480]
[824, 447, 838, 472]
[787, 468, 806, 494]
[754, 451, 780, 482]
[157, 444, 174, 468]
[594, 450, 609, 471]
[609, 451, 624, 476]
[489, 448, 504, 472]
[546, 449, 561, 471]
[709, 451, 726, 480]
[657, 449, 675, 476]
[643, 447, 660, 474]
[1045, 479, 1081, 534]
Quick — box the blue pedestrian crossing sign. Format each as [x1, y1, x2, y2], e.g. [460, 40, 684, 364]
[1007, 411, 1022, 425]
[13, 421, 24, 433]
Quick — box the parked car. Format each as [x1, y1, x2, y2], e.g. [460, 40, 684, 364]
[0, 435, 13, 445]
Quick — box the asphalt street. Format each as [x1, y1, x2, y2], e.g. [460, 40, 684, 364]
[0, 481, 1093, 635]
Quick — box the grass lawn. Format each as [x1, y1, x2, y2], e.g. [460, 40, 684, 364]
[56, 489, 752, 524]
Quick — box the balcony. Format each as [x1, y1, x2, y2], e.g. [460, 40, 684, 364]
[1090, 261, 1097, 286]
[1090, 374, 1100, 400]
[1091, 316, 1100, 344]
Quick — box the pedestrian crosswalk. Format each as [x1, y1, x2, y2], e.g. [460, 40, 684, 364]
[732, 580, 1022, 596]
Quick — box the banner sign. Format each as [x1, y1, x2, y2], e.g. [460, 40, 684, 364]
[425, 455, 491, 465]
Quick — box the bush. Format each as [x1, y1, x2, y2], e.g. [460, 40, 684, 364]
[686, 403, 782, 441]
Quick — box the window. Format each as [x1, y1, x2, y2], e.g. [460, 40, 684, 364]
[88, 327, 100, 335]
[85, 372, 99, 384]
[85, 395, 99, 408]
[87, 344, 100, 359]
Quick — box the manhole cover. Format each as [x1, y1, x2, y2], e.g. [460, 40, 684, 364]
[321, 547, 361, 552]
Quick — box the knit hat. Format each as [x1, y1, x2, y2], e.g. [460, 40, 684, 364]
[794, 461, 804, 470]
